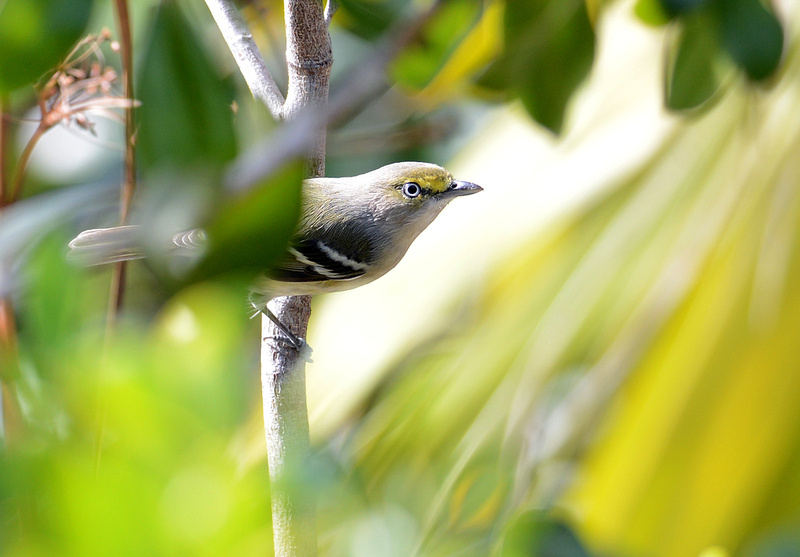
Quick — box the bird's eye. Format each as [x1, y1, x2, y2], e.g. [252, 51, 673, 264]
[402, 182, 421, 198]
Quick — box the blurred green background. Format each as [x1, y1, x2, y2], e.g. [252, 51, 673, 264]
[1, 0, 799, 555]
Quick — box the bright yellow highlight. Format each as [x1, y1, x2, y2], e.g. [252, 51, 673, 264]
[419, 1, 503, 107]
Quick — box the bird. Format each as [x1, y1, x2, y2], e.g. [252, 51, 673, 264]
[69, 161, 482, 350]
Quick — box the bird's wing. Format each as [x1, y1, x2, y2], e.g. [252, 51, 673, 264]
[269, 237, 370, 282]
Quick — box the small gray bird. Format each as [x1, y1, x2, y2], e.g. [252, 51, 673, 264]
[69, 161, 482, 348]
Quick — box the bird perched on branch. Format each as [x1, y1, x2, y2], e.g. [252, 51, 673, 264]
[69, 161, 482, 350]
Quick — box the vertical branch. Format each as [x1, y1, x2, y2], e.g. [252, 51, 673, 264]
[107, 0, 137, 322]
[261, 296, 315, 556]
[115, 0, 136, 225]
[281, 0, 332, 168]
[204, 1, 331, 554]
[262, 2, 331, 556]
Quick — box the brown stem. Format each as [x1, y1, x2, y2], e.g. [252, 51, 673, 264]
[9, 121, 48, 204]
[106, 0, 137, 326]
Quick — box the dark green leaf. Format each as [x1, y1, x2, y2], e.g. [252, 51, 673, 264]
[665, 11, 726, 111]
[0, 0, 93, 92]
[659, 0, 709, 17]
[634, 0, 672, 26]
[501, 511, 591, 557]
[191, 161, 304, 280]
[137, 0, 237, 170]
[335, 0, 405, 40]
[391, 0, 482, 90]
[478, 0, 595, 134]
[717, 0, 783, 81]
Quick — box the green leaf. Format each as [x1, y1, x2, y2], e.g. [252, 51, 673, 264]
[137, 0, 237, 170]
[717, 0, 783, 81]
[391, 0, 482, 90]
[665, 11, 727, 111]
[634, 0, 672, 26]
[335, 0, 406, 40]
[478, 0, 596, 134]
[191, 161, 304, 281]
[501, 511, 591, 557]
[658, 0, 710, 17]
[0, 0, 94, 92]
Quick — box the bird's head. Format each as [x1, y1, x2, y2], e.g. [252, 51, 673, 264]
[354, 162, 482, 227]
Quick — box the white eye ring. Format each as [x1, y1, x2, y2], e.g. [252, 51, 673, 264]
[402, 182, 421, 198]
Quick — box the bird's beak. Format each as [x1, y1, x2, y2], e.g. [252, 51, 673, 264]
[443, 180, 483, 198]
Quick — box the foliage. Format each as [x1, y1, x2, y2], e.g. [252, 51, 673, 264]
[136, 0, 238, 170]
[656, 0, 784, 110]
[2, 0, 799, 556]
[479, 0, 596, 134]
[0, 0, 94, 92]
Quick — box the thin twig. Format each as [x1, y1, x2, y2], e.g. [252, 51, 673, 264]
[115, 3, 136, 226]
[205, 0, 286, 120]
[324, 0, 339, 26]
[9, 120, 48, 204]
[108, 0, 137, 323]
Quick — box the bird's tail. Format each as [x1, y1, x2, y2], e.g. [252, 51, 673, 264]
[67, 225, 145, 266]
[68, 225, 207, 266]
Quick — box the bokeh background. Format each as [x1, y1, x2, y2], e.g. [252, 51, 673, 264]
[2, 0, 799, 555]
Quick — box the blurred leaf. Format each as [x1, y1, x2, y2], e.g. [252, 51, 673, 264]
[0, 289, 274, 555]
[391, 0, 482, 91]
[659, 0, 710, 17]
[15, 232, 101, 380]
[479, 0, 596, 134]
[0, 0, 93, 92]
[192, 160, 304, 280]
[663, 0, 783, 111]
[446, 459, 509, 532]
[137, 0, 237, 170]
[332, 9, 800, 554]
[717, 0, 783, 81]
[584, 0, 614, 24]
[665, 10, 728, 111]
[335, 0, 406, 40]
[501, 511, 591, 557]
[634, 0, 671, 26]
[415, 2, 503, 106]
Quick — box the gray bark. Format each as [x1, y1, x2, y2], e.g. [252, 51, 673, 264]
[204, 1, 331, 555]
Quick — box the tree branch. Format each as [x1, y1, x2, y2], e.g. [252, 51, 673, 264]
[260, 1, 331, 555]
[205, 3, 441, 555]
[107, 0, 137, 326]
[204, 1, 330, 555]
[204, 0, 286, 120]
[282, 0, 332, 172]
